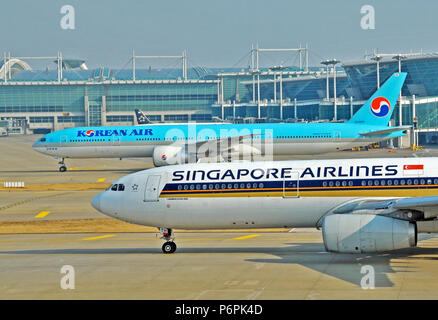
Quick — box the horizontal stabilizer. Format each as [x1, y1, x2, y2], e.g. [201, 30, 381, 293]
[359, 126, 409, 136]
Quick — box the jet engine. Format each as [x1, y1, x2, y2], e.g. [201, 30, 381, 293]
[152, 145, 189, 167]
[322, 214, 417, 253]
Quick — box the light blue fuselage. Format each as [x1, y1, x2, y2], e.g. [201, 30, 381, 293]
[32, 122, 404, 159]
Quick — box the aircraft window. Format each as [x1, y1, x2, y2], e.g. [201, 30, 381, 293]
[240, 183, 245, 189]
[203, 184, 207, 190]
[335, 181, 340, 187]
[215, 184, 220, 189]
[259, 183, 264, 188]
[196, 184, 201, 190]
[178, 185, 182, 190]
[253, 183, 258, 188]
[234, 183, 239, 189]
[118, 184, 125, 191]
[323, 181, 327, 187]
[184, 184, 188, 190]
[329, 181, 334, 187]
[111, 184, 118, 191]
[427, 179, 432, 185]
[208, 184, 213, 190]
[40, 138, 46, 142]
[106, 184, 113, 191]
[400, 180, 406, 185]
[414, 179, 419, 185]
[348, 181, 353, 186]
[421, 179, 425, 185]
[247, 183, 252, 189]
[407, 179, 412, 185]
[434, 179, 438, 185]
[361, 181, 366, 186]
[227, 184, 233, 189]
[374, 180, 379, 186]
[394, 180, 399, 185]
[221, 184, 226, 189]
[342, 181, 347, 187]
[190, 184, 195, 190]
[380, 180, 386, 186]
[387, 180, 392, 186]
[367, 180, 373, 186]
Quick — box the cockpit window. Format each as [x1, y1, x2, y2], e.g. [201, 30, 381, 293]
[40, 137, 46, 142]
[109, 184, 125, 191]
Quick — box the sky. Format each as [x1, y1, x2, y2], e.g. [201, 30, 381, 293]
[2, 0, 438, 69]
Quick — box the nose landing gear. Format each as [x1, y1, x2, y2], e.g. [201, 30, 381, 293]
[57, 158, 67, 172]
[159, 227, 177, 253]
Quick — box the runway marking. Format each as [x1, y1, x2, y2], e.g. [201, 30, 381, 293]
[233, 234, 260, 240]
[97, 178, 106, 182]
[82, 234, 116, 241]
[34, 211, 51, 218]
[0, 192, 69, 211]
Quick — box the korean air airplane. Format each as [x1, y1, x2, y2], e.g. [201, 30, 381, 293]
[91, 157, 438, 254]
[33, 73, 408, 172]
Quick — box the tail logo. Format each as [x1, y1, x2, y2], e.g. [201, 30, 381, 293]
[370, 97, 391, 117]
[162, 154, 167, 161]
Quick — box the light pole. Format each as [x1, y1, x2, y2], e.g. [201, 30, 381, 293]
[392, 54, 406, 147]
[321, 59, 340, 120]
[371, 55, 382, 89]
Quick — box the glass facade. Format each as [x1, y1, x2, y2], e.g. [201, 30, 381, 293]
[2, 55, 438, 131]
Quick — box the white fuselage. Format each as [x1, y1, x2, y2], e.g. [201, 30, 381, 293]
[91, 158, 438, 230]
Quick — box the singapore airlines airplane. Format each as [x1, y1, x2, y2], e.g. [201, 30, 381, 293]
[33, 73, 407, 172]
[92, 157, 438, 254]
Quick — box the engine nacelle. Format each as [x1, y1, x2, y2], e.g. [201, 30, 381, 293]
[152, 146, 188, 167]
[322, 214, 417, 253]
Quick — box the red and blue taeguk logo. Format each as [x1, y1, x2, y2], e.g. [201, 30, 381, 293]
[162, 154, 167, 161]
[370, 97, 391, 117]
[85, 129, 96, 137]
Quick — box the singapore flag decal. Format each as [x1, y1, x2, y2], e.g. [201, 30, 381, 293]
[403, 164, 424, 176]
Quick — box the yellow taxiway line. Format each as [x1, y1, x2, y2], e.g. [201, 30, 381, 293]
[233, 234, 260, 240]
[34, 211, 51, 219]
[82, 234, 116, 241]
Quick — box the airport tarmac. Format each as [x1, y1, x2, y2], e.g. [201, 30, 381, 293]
[2, 134, 438, 299]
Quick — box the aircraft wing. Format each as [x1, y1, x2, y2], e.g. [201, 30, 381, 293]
[332, 195, 438, 220]
[359, 126, 409, 136]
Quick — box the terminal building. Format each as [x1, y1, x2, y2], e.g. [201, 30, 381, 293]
[1, 47, 438, 145]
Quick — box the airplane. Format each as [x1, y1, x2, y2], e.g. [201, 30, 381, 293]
[33, 72, 408, 172]
[91, 156, 438, 254]
[135, 109, 154, 125]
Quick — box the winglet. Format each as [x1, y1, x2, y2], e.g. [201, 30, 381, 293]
[348, 72, 407, 126]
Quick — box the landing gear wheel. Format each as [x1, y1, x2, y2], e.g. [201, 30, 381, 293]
[162, 241, 177, 254]
[59, 165, 67, 172]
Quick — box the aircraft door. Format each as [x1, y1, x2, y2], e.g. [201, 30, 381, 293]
[283, 171, 300, 198]
[333, 131, 341, 139]
[144, 175, 161, 202]
[113, 136, 120, 146]
[60, 135, 68, 145]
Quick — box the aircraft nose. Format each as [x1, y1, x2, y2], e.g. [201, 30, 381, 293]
[91, 193, 102, 212]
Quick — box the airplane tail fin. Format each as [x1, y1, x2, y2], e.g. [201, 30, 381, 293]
[347, 72, 407, 126]
[135, 109, 153, 124]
